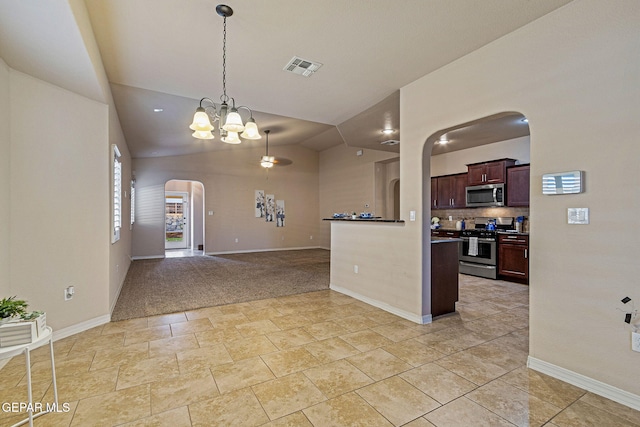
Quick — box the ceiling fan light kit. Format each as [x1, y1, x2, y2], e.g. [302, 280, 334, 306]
[190, 4, 260, 143]
[261, 130, 274, 168]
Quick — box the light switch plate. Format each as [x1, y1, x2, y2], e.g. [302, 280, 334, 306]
[568, 208, 589, 224]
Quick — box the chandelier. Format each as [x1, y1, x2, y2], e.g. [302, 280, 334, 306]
[189, 4, 260, 143]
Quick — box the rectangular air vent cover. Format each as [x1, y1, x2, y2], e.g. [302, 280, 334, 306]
[283, 56, 323, 77]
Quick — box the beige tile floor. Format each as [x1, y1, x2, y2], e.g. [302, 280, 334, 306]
[1, 275, 640, 426]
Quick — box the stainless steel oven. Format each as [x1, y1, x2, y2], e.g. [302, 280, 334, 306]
[459, 236, 497, 279]
[459, 217, 513, 280]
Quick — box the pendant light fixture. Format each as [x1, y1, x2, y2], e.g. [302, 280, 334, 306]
[189, 4, 260, 143]
[260, 130, 275, 168]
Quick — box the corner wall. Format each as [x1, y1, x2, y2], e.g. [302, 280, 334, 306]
[319, 144, 399, 248]
[9, 70, 111, 330]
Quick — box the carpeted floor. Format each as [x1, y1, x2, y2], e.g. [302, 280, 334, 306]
[111, 249, 330, 321]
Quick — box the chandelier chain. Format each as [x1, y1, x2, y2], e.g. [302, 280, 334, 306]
[221, 16, 228, 103]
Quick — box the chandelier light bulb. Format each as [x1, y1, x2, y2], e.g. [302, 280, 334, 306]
[222, 131, 241, 144]
[192, 130, 215, 140]
[190, 108, 214, 131]
[240, 119, 261, 139]
[222, 109, 245, 132]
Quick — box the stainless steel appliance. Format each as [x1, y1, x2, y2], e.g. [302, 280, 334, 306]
[465, 183, 505, 207]
[459, 217, 513, 279]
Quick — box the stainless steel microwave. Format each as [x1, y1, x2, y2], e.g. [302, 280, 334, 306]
[465, 183, 505, 207]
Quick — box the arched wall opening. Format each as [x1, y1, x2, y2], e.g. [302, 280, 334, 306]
[422, 112, 530, 316]
[164, 179, 205, 256]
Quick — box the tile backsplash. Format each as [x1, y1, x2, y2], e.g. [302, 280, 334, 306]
[432, 207, 530, 232]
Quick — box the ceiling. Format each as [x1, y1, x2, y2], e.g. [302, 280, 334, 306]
[0, 0, 571, 158]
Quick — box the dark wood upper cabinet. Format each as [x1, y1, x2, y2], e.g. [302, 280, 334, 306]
[431, 177, 438, 209]
[467, 159, 516, 186]
[507, 164, 530, 207]
[434, 173, 467, 208]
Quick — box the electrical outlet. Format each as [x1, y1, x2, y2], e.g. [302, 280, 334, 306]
[632, 332, 640, 352]
[354, 265, 359, 274]
[64, 286, 75, 301]
[310, 235, 313, 240]
[235, 238, 238, 243]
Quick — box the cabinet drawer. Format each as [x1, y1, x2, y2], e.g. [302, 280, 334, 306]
[498, 234, 529, 245]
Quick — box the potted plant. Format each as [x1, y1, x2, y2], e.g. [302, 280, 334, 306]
[0, 296, 29, 324]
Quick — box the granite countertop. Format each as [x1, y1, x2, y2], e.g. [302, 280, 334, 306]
[323, 218, 405, 223]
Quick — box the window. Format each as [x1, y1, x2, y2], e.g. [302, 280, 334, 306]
[112, 145, 122, 243]
[130, 180, 136, 225]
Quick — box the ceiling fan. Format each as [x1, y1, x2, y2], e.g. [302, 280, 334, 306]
[260, 130, 292, 168]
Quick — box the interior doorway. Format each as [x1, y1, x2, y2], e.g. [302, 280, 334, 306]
[165, 180, 205, 257]
[165, 192, 189, 249]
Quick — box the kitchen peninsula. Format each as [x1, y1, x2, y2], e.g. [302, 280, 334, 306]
[325, 218, 460, 323]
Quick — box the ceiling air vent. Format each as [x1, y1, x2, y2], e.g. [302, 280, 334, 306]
[283, 56, 323, 77]
[381, 139, 400, 146]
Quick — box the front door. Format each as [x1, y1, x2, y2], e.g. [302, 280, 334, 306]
[165, 192, 189, 249]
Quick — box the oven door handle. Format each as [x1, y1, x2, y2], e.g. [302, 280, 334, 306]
[460, 261, 496, 269]
[461, 237, 496, 243]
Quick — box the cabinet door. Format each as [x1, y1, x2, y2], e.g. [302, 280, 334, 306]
[507, 165, 530, 207]
[431, 177, 438, 209]
[436, 176, 453, 208]
[467, 164, 485, 186]
[498, 243, 529, 279]
[484, 161, 506, 183]
[451, 174, 468, 208]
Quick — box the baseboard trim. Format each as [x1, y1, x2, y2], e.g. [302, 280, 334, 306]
[528, 356, 640, 411]
[330, 284, 430, 324]
[110, 263, 130, 315]
[52, 314, 111, 342]
[206, 246, 326, 256]
[131, 255, 164, 260]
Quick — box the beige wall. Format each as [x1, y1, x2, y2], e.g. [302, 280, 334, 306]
[319, 144, 398, 247]
[0, 59, 9, 296]
[132, 144, 321, 257]
[403, 0, 638, 397]
[330, 0, 640, 401]
[9, 71, 111, 330]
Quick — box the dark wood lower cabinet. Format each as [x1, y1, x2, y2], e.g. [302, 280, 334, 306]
[498, 234, 529, 283]
[431, 240, 460, 317]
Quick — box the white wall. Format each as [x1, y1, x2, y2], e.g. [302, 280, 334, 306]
[132, 144, 321, 257]
[0, 59, 10, 296]
[9, 71, 111, 330]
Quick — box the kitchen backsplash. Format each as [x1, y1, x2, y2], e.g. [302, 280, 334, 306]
[432, 207, 530, 232]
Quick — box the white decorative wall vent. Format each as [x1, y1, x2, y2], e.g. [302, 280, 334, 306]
[283, 56, 323, 77]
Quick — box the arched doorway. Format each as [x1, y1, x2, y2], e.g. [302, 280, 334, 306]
[423, 111, 530, 313]
[164, 180, 205, 257]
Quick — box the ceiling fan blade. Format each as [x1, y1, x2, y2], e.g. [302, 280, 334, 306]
[273, 157, 293, 166]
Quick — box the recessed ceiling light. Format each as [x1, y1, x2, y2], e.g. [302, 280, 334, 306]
[381, 128, 395, 135]
[153, 108, 164, 112]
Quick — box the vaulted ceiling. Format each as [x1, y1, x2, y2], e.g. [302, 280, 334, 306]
[0, 0, 570, 158]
